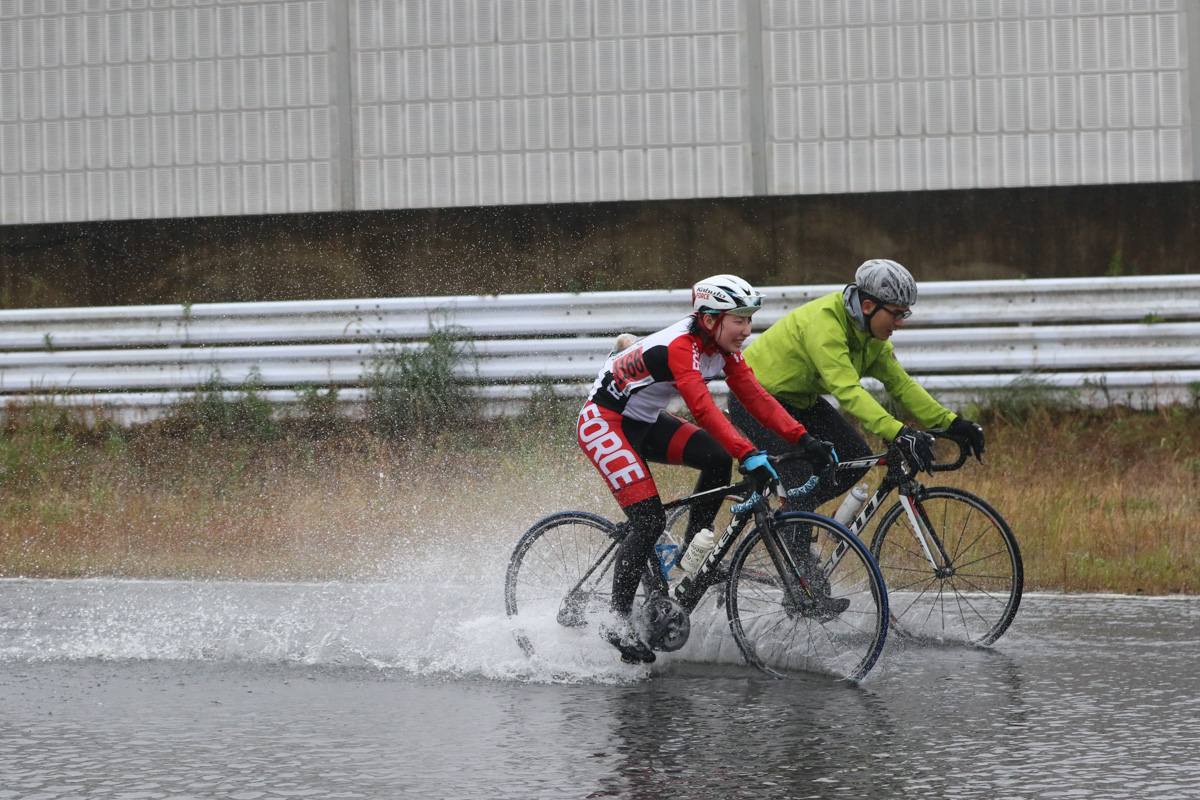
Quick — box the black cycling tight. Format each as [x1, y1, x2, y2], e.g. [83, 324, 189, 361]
[609, 413, 731, 617]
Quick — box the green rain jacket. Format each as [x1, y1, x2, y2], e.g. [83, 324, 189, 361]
[743, 291, 956, 442]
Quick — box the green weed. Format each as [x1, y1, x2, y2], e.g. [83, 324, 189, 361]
[366, 323, 480, 438]
[971, 375, 1078, 424]
[292, 384, 347, 438]
[0, 400, 86, 494]
[163, 367, 279, 442]
[1106, 250, 1124, 276]
[515, 379, 581, 432]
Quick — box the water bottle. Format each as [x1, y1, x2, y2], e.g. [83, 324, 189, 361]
[678, 528, 715, 575]
[833, 485, 870, 527]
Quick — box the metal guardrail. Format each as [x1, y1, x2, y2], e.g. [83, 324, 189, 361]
[1, 274, 1199, 350]
[1, 275, 1198, 421]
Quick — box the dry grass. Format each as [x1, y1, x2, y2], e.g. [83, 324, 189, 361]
[928, 405, 1200, 594]
[1, 402, 1198, 594]
[0, 419, 605, 581]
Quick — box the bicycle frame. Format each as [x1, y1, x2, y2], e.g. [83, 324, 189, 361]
[551, 478, 815, 629]
[659, 472, 824, 614]
[832, 432, 971, 576]
[506, 452, 892, 677]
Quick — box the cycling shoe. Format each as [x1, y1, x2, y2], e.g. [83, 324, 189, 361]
[785, 590, 851, 622]
[599, 619, 657, 664]
[809, 594, 851, 621]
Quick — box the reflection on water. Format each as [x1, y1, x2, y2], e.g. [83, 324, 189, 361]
[1, 582, 1198, 799]
[590, 670, 904, 799]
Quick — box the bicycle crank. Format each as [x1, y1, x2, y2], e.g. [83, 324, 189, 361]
[638, 595, 691, 652]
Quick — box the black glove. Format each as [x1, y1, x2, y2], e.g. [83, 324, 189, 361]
[949, 416, 986, 461]
[893, 426, 935, 474]
[797, 433, 838, 471]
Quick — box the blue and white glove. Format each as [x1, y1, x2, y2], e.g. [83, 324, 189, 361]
[741, 450, 779, 490]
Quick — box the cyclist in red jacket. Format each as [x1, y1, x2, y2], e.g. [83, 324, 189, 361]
[578, 274, 836, 664]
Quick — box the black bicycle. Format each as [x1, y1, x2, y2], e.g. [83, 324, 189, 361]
[796, 430, 1022, 646]
[505, 453, 889, 682]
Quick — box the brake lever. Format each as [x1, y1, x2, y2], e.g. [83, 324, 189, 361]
[823, 465, 841, 487]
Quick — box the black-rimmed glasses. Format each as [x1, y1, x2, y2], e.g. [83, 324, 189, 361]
[878, 306, 912, 320]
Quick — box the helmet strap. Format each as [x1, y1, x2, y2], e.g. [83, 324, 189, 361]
[695, 310, 727, 349]
[859, 292, 883, 339]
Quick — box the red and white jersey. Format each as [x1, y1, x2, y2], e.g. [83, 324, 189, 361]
[586, 316, 806, 460]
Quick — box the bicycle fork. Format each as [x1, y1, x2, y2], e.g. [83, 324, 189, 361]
[759, 516, 821, 608]
[842, 477, 954, 578]
[897, 485, 956, 577]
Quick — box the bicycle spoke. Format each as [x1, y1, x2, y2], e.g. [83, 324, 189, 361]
[891, 520, 929, 561]
[947, 582, 1003, 628]
[944, 572, 1017, 606]
[728, 516, 887, 682]
[872, 488, 1022, 646]
[505, 514, 623, 653]
[943, 547, 1011, 575]
[734, 567, 781, 589]
[948, 502, 974, 562]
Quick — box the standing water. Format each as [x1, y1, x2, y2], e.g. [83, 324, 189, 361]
[1, 574, 1198, 799]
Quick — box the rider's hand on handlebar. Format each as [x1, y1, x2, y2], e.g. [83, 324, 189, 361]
[796, 432, 838, 472]
[893, 426, 936, 474]
[949, 416, 986, 461]
[740, 450, 779, 492]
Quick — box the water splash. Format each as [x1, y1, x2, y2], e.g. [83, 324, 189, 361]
[0, 571, 749, 685]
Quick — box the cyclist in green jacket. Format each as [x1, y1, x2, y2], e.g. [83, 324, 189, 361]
[728, 259, 986, 513]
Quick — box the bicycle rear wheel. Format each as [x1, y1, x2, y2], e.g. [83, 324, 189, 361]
[726, 513, 888, 682]
[505, 512, 621, 655]
[871, 487, 1022, 646]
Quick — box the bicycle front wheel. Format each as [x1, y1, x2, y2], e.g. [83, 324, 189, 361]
[871, 487, 1023, 646]
[505, 512, 621, 655]
[726, 513, 888, 682]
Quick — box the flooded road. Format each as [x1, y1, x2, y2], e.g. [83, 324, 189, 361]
[1, 579, 1197, 799]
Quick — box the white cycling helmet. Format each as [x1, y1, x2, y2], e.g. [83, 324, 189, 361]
[691, 274, 764, 317]
[855, 259, 918, 306]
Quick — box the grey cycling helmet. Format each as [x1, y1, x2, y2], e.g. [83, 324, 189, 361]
[692, 274, 764, 317]
[855, 259, 917, 306]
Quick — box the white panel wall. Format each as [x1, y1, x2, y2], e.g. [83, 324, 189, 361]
[351, 0, 752, 208]
[764, 0, 1192, 194]
[0, 0, 1195, 223]
[0, 0, 339, 225]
